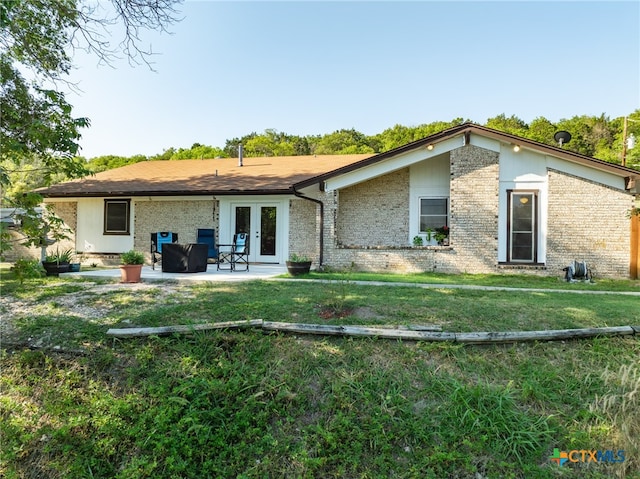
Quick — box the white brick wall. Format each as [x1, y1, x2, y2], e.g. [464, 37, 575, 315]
[547, 169, 631, 278]
[134, 199, 217, 263]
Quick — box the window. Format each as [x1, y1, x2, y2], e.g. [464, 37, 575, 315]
[104, 199, 130, 235]
[419, 198, 448, 232]
[507, 191, 537, 262]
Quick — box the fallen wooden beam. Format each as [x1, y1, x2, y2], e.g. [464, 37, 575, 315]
[106, 319, 263, 338]
[453, 326, 637, 344]
[106, 320, 639, 344]
[361, 324, 443, 332]
[261, 321, 455, 341]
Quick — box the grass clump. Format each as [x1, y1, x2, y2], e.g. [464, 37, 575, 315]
[442, 380, 554, 464]
[590, 360, 640, 478]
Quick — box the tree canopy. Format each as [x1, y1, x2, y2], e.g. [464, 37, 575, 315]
[85, 112, 640, 173]
[1, 0, 182, 257]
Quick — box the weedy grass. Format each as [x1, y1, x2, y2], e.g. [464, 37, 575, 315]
[1, 269, 639, 478]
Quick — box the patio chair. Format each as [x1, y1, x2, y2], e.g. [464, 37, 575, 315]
[151, 232, 178, 270]
[196, 228, 218, 262]
[217, 233, 249, 272]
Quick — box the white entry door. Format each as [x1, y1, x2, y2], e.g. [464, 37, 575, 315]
[231, 203, 280, 263]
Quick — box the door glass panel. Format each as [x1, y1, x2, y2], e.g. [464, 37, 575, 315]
[260, 206, 277, 256]
[235, 207, 251, 235]
[511, 233, 533, 260]
[512, 196, 533, 232]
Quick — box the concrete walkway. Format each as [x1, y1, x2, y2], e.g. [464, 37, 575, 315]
[276, 278, 640, 296]
[65, 265, 640, 295]
[64, 264, 287, 283]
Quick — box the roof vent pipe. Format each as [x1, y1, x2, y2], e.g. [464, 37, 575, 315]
[238, 144, 243, 167]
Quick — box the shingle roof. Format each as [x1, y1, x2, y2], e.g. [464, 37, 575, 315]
[38, 154, 374, 197]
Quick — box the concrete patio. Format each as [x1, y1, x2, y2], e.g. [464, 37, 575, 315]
[63, 264, 288, 283]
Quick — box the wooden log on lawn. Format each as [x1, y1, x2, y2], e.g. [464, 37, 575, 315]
[454, 326, 636, 344]
[261, 321, 456, 341]
[106, 319, 263, 338]
[360, 324, 443, 332]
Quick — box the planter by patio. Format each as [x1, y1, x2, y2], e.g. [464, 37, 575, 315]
[119, 264, 143, 283]
[42, 261, 70, 276]
[68, 263, 81, 272]
[286, 261, 312, 276]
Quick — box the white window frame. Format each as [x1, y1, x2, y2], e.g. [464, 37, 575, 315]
[418, 196, 449, 233]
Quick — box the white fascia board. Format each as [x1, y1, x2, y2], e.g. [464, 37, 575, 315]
[546, 156, 627, 191]
[324, 135, 464, 191]
[469, 134, 501, 152]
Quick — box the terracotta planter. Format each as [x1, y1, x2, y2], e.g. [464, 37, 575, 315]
[286, 261, 312, 276]
[119, 264, 143, 283]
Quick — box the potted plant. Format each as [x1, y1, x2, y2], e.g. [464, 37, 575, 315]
[435, 225, 450, 246]
[423, 229, 438, 246]
[286, 253, 312, 276]
[39, 206, 73, 276]
[412, 235, 424, 246]
[42, 248, 73, 276]
[119, 249, 145, 283]
[69, 254, 83, 272]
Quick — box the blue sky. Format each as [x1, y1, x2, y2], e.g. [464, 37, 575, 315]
[68, 1, 640, 159]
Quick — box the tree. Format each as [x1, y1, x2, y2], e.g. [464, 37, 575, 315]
[313, 129, 376, 155]
[485, 114, 529, 137]
[526, 117, 557, 146]
[0, 0, 182, 258]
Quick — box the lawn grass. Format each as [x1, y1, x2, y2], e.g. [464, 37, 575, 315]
[1, 270, 639, 478]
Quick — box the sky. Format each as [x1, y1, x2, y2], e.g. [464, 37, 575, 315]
[67, 1, 640, 159]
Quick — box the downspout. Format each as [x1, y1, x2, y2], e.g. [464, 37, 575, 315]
[292, 185, 324, 267]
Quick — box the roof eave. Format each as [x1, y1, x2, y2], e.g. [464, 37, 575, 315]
[293, 123, 640, 190]
[40, 188, 295, 198]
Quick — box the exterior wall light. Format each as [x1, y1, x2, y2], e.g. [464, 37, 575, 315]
[513, 145, 521, 152]
[426, 144, 434, 151]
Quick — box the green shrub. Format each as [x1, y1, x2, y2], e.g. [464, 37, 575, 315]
[11, 258, 45, 283]
[120, 250, 145, 265]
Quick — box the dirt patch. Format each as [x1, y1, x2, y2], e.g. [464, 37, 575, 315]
[317, 307, 353, 320]
[0, 281, 187, 351]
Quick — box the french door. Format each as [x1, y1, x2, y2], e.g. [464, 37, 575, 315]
[231, 203, 279, 263]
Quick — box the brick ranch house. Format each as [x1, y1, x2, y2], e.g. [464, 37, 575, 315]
[30, 123, 640, 278]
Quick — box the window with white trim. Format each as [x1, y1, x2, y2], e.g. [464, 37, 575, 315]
[419, 197, 449, 232]
[104, 199, 130, 235]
